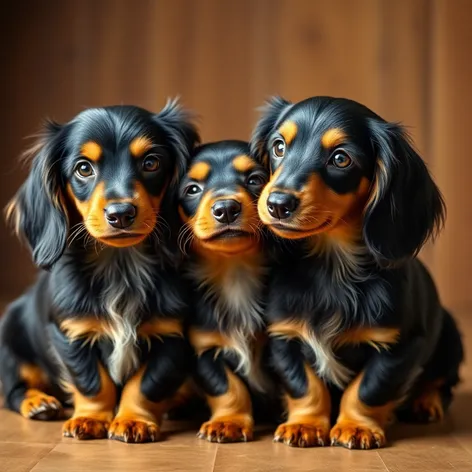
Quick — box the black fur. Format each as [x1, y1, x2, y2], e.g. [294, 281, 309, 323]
[49, 322, 102, 397]
[180, 141, 278, 439]
[0, 101, 199, 440]
[364, 119, 446, 264]
[252, 96, 463, 444]
[269, 338, 307, 399]
[141, 335, 190, 403]
[194, 349, 229, 397]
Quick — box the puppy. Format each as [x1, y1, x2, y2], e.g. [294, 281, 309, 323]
[251, 96, 464, 449]
[0, 101, 199, 442]
[179, 141, 272, 442]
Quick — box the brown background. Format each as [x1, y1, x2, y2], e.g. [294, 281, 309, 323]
[0, 0, 470, 311]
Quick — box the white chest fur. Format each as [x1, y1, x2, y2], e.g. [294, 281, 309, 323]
[91, 247, 155, 384]
[302, 313, 353, 389]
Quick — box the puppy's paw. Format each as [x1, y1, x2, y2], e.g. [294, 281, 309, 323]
[63, 416, 110, 440]
[108, 417, 160, 443]
[273, 421, 329, 448]
[330, 421, 386, 449]
[413, 388, 444, 423]
[20, 391, 63, 421]
[197, 416, 253, 443]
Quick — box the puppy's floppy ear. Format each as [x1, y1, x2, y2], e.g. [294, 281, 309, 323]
[250, 96, 292, 165]
[363, 118, 445, 264]
[153, 98, 200, 187]
[5, 121, 70, 270]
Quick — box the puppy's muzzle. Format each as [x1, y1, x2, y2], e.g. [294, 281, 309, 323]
[267, 192, 299, 220]
[105, 203, 137, 229]
[211, 199, 241, 224]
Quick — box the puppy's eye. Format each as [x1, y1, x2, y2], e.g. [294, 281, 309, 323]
[75, 161, 95, 178]
[142, 154, 160, 172]
[330, 150, 352, 169]
[247, 174, 266, 187]
[185, 184, 202, 196]
[272, 139, 286, 159]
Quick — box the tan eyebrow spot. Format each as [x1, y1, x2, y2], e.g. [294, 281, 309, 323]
[321, 128, 347, 149]
[232, 155, 256, 173]
[278, 121, 298, 145]
[80, 141, 102, 162]
[130, 136, 153, 158]
[188, 161, 211, 181]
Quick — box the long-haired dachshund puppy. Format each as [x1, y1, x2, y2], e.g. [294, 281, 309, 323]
[0, 101, 199, 442]
[251, 96, 464, 449]
[179, 141, 272, 443]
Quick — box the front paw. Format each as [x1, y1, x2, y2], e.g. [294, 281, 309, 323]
[197, 416, 253, 443]
[330, 421, 386, 449]
[63, 416, 110, 440]
[273, 421, 329, 447]
[108, 417, 160, 443]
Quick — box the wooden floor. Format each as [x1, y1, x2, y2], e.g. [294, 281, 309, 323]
[1, 311, 471, 472]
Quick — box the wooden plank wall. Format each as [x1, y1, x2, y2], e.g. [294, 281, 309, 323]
[0, 0, 470, 310]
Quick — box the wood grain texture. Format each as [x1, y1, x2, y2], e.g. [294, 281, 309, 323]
[0, 0, 471, 310]
[0, 443, 55, 472]
[430, 0, 472, 310]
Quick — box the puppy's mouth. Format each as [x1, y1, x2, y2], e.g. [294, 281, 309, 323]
[201, 228, 252, 242]
[98, 231, 149, 247]
[268, 218, 332, 239]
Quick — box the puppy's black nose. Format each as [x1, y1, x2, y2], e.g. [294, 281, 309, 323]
[211, 199, 241, 224]
[105, 203, 137, 229]
[267, 192, 299, 219]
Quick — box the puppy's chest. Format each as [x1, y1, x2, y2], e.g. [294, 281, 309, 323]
[212, 267, 264, 326]
[89, 249, 158, 384]
[191, 259, 269, 391]
[192, 258, 265, 330]
[270, 259, 397, 388]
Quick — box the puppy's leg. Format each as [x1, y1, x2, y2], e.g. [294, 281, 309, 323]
[63, 363, 117, 440]
[398, 310, 463, 423]
[195, 348, 253, 443]
[108, 335, 189, 443]
[270, 338, 331, 448]
[0, 305, 62, 420]
[331, 336, 424, 449]
[1, 353, 63, 421]
[50, 323, 117, 440]
[330, 373, 393, 449]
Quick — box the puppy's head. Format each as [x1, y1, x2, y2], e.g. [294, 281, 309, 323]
[252, 96, 445, 264]
[6, 100, 199, 269]
[179, 141, 268, 255]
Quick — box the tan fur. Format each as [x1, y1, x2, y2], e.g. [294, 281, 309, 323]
[279, 121, 298, 145]
[129, 136, 153, 158]
[198, 367, 253, 442]
[109, 366, 169, 442]
[62, 363, 117, 439]
[80, 141, 102, 162]
[188, 161, 211, 181]
[232, 155, 256, 173]
[321, 128, 347, 149]
[274, 364, 331, 447]
[334, 327, 400, 352]
[330, 372, 396, 449]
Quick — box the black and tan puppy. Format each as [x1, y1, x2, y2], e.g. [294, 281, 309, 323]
[251, 96, 464, 449]
[0, 101, 199, 442]
[179, 141, 272, 443]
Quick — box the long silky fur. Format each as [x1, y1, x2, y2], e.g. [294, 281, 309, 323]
[187, 257, 267, 390]
[89, 247, 156, 384]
